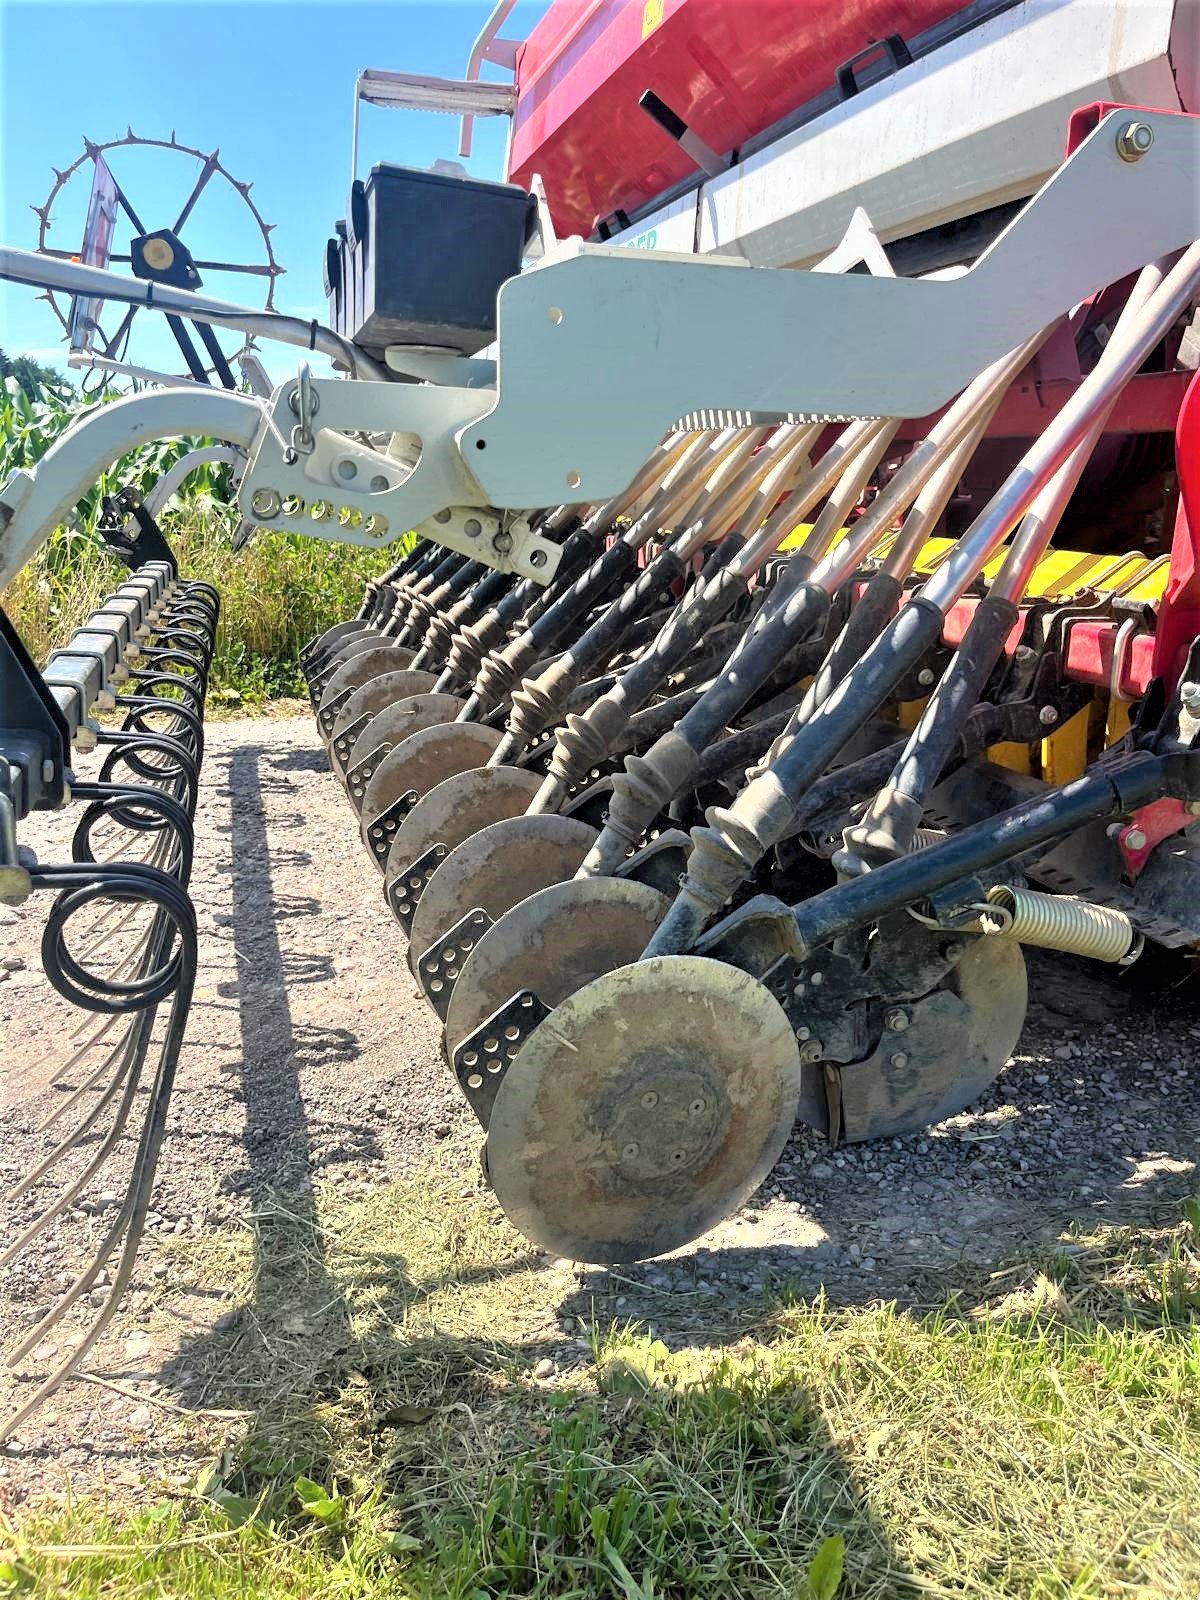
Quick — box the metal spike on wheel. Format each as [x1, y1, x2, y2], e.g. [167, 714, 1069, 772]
[485, 957, 802, 1262]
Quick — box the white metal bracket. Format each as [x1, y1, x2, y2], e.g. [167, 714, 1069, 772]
[237, 376, 561, 582]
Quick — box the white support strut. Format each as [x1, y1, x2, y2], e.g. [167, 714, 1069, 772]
[0, 389, 262, 587]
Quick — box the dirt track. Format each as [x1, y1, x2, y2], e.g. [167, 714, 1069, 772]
[1, 715, 1197, 1502]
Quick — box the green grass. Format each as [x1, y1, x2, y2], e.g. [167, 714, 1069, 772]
[1, 506, 394, 705]
[4, 1149, 1199, 1598]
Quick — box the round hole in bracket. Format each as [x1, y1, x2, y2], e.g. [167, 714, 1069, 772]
[466, 1073, 484, 1090]
[566, 471, 581, 490]
[530, 549, 547, 568]
[370, 474, 389, 493]
[464, 518, 482, 538]
[337, 458, 358, 481]
[547, 306, 564, 325]
[364, 513, 388, 538]
[309, 499, 334, 522]
[475, 438, 486, 451]
[282, 495, 305, 516]
[434, 508, 452, 524]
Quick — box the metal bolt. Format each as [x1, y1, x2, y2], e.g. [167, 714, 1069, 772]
[917, 668, 936, 687]
[885, 1007, 909, 1033]
[1181, 681, 1200, 716]
[433, 508, 452, 524]
[810, 971, 824, 987]
[795, 1025, 810, 1041]
[1124, 828, 1147, 851]
[1106, 822, 1124, 841]
[944, 940, 965, 961]
[1116, 121, 1154, 163]
[798, 1041, 822, 1064]
[41, 759, 55, 785]
[688, 1098, 707, 1115]
[622, 1142, 640, 1159]
[1038, 705, 1058, 726]
[250, 487, 281, 521]
[889, 1052, 909, 1070]
[1186, 800, 1200, 818]
[641, 1091, 658, 1109]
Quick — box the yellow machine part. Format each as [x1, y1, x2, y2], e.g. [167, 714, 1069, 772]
[777, 525, 1171, 782]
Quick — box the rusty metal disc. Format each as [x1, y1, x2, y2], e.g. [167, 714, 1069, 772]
[343, 694, 466, 812]
[316, 646, 417, 733]
[328, 671, 440, 775]
[359, 722, 504, 843]
[486, 956, 803, 1262]
[408, 813, 599, 982]
[444, 877, 670, 1058]
[836, 936, 1028, 1142]
[384, 766, 545, 914]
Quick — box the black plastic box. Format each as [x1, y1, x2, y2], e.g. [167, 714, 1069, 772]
[325, 163, 533, 357]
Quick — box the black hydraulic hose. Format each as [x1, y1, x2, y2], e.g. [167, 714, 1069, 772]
[788, 752, 1191, 953]
[841, 594, 1021, 864]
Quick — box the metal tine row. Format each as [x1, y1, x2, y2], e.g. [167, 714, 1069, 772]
[1, 548, 217, 1442]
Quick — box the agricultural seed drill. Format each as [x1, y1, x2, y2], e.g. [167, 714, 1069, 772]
[2, 0, 1200, 1428]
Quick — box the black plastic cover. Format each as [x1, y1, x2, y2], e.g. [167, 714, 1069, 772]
[326, 163, 533, 357]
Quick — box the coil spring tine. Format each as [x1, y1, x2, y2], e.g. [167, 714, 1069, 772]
[0, 1030, 144, 1264]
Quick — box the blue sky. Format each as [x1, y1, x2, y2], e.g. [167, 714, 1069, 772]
[1, 0, 553, 381]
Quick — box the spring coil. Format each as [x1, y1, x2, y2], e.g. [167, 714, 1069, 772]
[981, 885, 1141, 965]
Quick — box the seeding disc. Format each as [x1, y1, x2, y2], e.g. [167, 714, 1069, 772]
[487, 956, 803, 1262]
[359, 722, 504, 842]
[328, 671, 440, 775]
[444, 877, 670, 1058]
[316, 646, 416, 731]
[837, 936, 1028, 1141]
[408, 813, 599, 982]
[384, 766, 545, 915]
[344, 694, 466, 812]
[306, 619, 371, 665]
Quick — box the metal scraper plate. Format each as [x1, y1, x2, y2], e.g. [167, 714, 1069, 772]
[316, 646, 416, 737]
[384, 766, 545, 915]
[408, 813, 599, 982]
[837, 936, 1028, 1142]
[360, 722, 504, 843]
[345, 693, 466, 811]
[444, 877, 670, 1059]
[328, 671, 440, 775]
[486, 956, 803, 1262]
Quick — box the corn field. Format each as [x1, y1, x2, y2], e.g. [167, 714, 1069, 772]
[1, 375, 387, 703]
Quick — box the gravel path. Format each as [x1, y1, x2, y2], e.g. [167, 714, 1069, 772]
[1, 715, 1196, 1500]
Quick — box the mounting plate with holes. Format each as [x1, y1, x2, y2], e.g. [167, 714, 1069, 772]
[237, 375, 561, 582]
[452, 989, 551, 1129]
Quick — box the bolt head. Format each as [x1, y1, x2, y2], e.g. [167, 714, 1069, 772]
[885, 1007, 909, 1032]
[1123, 828, 1147, 851]
[250, 487, 281, 521]
[916, 668, 936, 687]
[889, 1052, 909, 1071]
[1180, 681, 1200, 714]
[1185, 800, 1200, 818]
[1039, 706, 1058, 726]
[1116, 120, 1154, 162]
